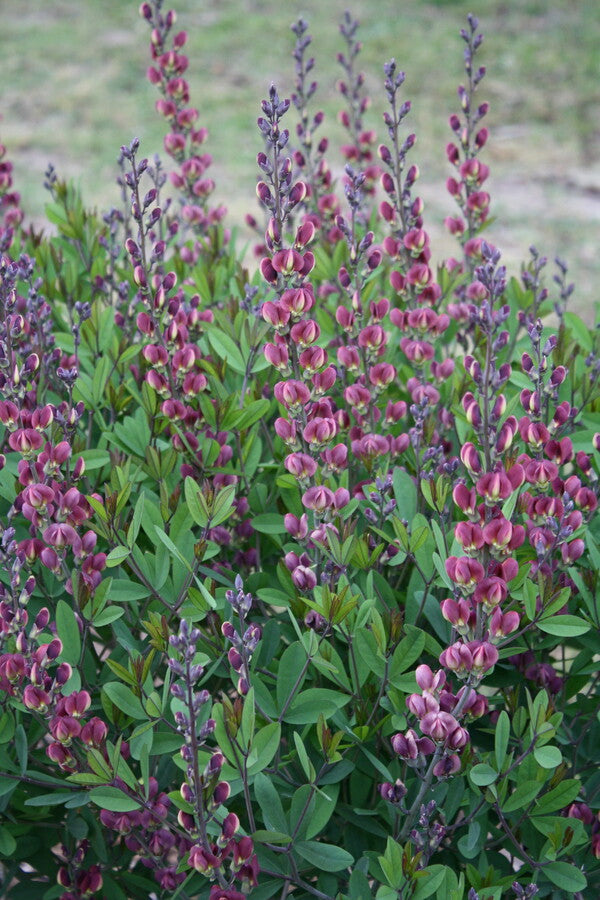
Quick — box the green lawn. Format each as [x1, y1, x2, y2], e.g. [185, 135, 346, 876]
[3, 0, 600, 313]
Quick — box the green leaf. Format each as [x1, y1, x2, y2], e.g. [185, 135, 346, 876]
[240, 687, 256, 748]
[502, 780, 543, 813]
[109, 579, 151, 603]
[289, 784, 315, 842]
[105, 546, 131, 568]
[66, 773, 109, 785]
[127, 492, 146, 548]
[410, 524, 431, 554]
[234, 398, 271, 430]
[251, 830, 292, 844]
[412, 865, 448, 899]
[247, 722, 281, 775]
[153, 526, 192, 572]
[358, 746, 394, 783]
[457, 821, 482, 859]
[305, 784, 339, 840]
[0, 710, 15, 744]
[211, 484, 237, 526]
[77, 449, 111, 471]
[251, 513, 286, 534]
[184, 476, 210, 528]
[312, 642, 351, 691]
[15, 723, 27, 774]
[355, 628, 386, 678]
[253, 773, 288, 834]
[206, 328, 246, 373]
[494, 710, 510, 771]
[276, 642, 307, 711]
[93, 607, 125, 627]
[56, 599, 81, 665]
[87, 747, 113, 780]
[0, 825, 17, 857]
[469, 763, 498, 787]
[284, 688, 350, 724]
[564, 311, 593, 351]
[348, 869, 372, 900]
[388, 625, 426, 685]
[0, 780, 16, 800]
[293, 731, 316, 782]
[25, 790, 89, 807]
[378, 837, 405, 890]
[538, 615, 590, 637]
[105, 658, 136, 686]
[295, 840, 353, 872]
[103, 682, 146, 719]
[393, 467, 417, 522]
[544, 861, 587, 893]
[534, 745, 562, 769]
[534, 779, 581, 816]
[89, 786, 142, 812]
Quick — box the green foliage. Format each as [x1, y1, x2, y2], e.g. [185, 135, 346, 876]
[0, 2, 599, 899]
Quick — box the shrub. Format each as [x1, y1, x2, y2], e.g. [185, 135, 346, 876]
[0, 2, 599, 899]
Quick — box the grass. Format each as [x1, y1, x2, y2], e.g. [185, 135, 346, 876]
[2, 0, 600, 314]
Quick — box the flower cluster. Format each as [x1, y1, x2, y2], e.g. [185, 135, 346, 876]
[0, 572, 67, 717]
[440, 247, 524, 669]
[55, 840, 103, 900]
[100, 776, 183, 892]
[0, 251, 106, 599]
[1, 399, 106, 595]
[565, 802, 600, 859]
[392, 664, 486, 783]
[0, 541, 108, 774]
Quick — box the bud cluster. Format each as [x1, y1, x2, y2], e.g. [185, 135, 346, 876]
[408, 800, 447, 865]
[0, 256, 42, 405]
[444, 14, 491, 271]
[257, 85, 350, 590]
[222, 574, 262, 696]
[289, 19, 334, 230]
[334, 164, 410, 466]
[336, 12, 379, 198]
[378, 64, 454, 478]
[0, 137, 23, 253]
[168, 618, 258, 892]
[122, 139, 251, 561]
[139, 0, 226, 235]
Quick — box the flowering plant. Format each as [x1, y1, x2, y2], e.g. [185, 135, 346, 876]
[1, 3, 599, 899]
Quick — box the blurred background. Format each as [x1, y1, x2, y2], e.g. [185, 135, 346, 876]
[2, 0, 600, 313]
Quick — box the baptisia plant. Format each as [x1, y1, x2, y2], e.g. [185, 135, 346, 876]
[0, 3, 599, 900]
